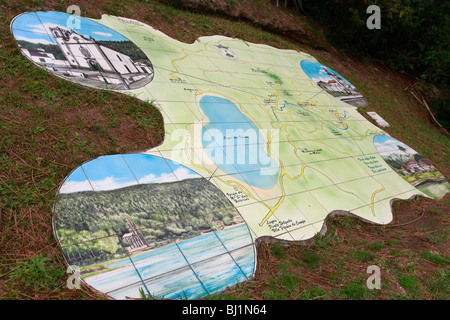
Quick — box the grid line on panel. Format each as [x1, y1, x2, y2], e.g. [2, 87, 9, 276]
[106, 175, 250, 248]
[64, 155, 153, 247]
[188, 250, 248, 294]
[207, 55, 286, 71]
[81, 155, 140, 191]
[203, 137, 367, 158]
[265, 209, 298, 241]
[286, 216, 326, 235]
[225, 243, 257, 279]
[121, 154, 141, 185]
[211, 171, 270, 204]
[123, 207, 253, 262]
[34, 12, 66, 39]
[159, 101, 202, 123]
[174, 241, 211, 296]
[54, 167, 127, 246]
[196, 148, 246, 179]
[125, 237, 186, 280]
[169, 145, 397, 215]
[209, 175, 265, 208]
[219, 194, 284, 233]
[152, 97, 364, 121]
[105, 256, 152, 298]
[101, 206, 168, 240]
[285, 165, 394, 204]
[139, 263, 207, 299]
[155, 65, 271, 100]
[209, 226, 253, 281]
[104, 279, 148, 299]
[219, 167, 397, 225]
[307, 176, 403, 216]
[155, 119, 380, 133]
[332, 187, 421, 222]
[80, 165, 96, 192]
[119, 202, 240, 297]
[54, 184, 121, 250]
[280, 137, 377, 158]
[56, 228, 122, 249]
[12, 28, 54, 45]
[11, 12, 40, 32]
[157, 148, 209, 178]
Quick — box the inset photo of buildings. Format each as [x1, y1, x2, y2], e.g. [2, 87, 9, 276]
[301, 60, 366, 107]
[374, 135, 450, 199]
[11, 11, 154, 90]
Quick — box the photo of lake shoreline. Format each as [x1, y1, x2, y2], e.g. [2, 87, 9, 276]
[53, 153, 256, 299]
[80, 223, 255, 299]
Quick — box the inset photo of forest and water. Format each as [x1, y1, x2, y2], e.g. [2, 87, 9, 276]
[374, 135, 450, 199]
[53, 153, 255, 299]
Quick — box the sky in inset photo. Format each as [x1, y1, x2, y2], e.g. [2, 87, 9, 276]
[373, 135, 417, 156]
[300, 59, 355, 87]
[11, 11, 128, 45]
[58, 154, 201, 193]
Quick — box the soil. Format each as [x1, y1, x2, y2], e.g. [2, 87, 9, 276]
[221, 193, 450, 300]
[170, 0, 331, 48]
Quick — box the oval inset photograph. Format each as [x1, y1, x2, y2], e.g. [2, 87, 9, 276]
[300, 60, 366, 107]
[374, 135, 450, 199]
[11, 11, 154, 90]
[52, 153, 255, 300]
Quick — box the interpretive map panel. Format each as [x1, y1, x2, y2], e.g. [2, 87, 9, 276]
[11, 11, 449, 299]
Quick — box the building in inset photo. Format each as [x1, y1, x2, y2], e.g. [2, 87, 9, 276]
[12, 12, 154, 90]
[316, 66, 360, 97]
[374, 135, 450, 199]
[301, 60, 366, 107]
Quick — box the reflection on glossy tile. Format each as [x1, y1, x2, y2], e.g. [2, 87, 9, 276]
[143, 265, 208, 300]
[191, 252, 247, 295]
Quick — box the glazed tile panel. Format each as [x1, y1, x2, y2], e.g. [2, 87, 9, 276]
[11, 11, 449, 299]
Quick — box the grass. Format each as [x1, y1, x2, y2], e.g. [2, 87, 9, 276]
[7, 254, 66, 294]
[0, 0, 449, 300]
[421, 251, 450, 265]
[353, 250, 376, 263]
[338, 282, 368, 300]
[398, 276, 422, 299]
[302, 251, 321, 269]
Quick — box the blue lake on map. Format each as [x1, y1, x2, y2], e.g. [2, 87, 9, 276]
[199, 95, 279, 189]
[83, 224, 255, 300]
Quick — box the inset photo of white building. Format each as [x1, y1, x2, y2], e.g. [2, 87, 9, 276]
[11, 11, 155, 90]
[300, 59, 366, 107]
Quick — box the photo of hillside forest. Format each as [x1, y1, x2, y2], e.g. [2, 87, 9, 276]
[53, 154, 255, 299]
[11, 11, 154, 90]
[374, 135, 450, 199]
[300, 59, 366, 107]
